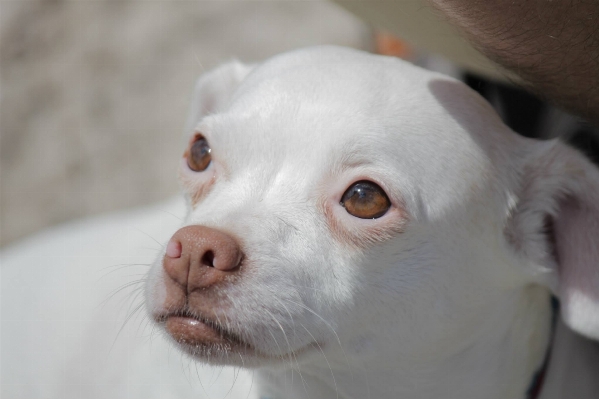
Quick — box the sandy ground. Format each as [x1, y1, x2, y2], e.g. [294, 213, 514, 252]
[0, 0, 371, 246]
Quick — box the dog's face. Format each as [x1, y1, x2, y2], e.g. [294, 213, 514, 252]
[146, 47, 599, 373]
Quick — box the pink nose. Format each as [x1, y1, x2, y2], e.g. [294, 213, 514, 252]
[163, 225, 242, 292]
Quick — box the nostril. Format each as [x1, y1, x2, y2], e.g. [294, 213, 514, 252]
[201, 250, 215, 267]
[166, 225, 243, 278]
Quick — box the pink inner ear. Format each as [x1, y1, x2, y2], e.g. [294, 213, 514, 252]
[554, 197, 599, 340]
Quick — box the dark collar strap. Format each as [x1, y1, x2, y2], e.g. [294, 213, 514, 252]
[526, 296, 559, 399]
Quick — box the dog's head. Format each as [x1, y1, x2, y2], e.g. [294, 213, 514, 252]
[145, 47, 599, 374]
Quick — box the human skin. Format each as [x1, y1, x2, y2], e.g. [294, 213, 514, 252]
[429, 0, 599, 124]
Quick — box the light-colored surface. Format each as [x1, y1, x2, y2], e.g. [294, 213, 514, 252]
[332, 0, 514, 81]
[0, 0, 370, 246]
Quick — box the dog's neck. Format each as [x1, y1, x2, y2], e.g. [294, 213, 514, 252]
[256, 286, 558, 399]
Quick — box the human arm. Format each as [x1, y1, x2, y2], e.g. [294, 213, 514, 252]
[429, 0, 599, 123]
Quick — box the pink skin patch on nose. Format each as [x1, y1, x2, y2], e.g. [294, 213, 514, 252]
[166, 240, 182, 258]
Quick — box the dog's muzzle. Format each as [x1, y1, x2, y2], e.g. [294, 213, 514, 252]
[158, 225, 243, 347]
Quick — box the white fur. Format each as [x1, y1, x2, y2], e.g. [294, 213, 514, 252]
[2, 46, 599, 399]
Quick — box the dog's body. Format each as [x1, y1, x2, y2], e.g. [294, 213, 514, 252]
[3, 46, 599, 399]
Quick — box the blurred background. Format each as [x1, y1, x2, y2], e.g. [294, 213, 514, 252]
[0, 0, 372, 246]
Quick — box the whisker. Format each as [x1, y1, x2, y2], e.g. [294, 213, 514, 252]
[132, 227, 165, 249]
[245, 369, 255, 399]
[99, 279, 147, 308]
[128, 289, 151, 336]
[282, 297, 354, 380]
[179, 352, 193, 388]
[193, 361, 214, 399]
[282, 298, 345, 356]
[270, 296, 309, 393]
[109, 300, 146, 354]
[97, 264, 152, 282]
[159, 209, 184, 222]
[262, 307, 298, 387]
[212, 357, 225, 383]
[223, 360, 243, 399]
[301, 323, 339, 399]
[136, 316, 155, 343]
[99, 262, 152, 272]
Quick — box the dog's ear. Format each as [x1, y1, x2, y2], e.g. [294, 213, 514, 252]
[506, 140, 599, 339]
[185, 61, 255, 132]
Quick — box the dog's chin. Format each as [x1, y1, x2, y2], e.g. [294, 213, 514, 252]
[155, 313, 318, 368]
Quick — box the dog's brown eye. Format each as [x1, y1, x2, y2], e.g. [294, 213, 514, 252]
[187, 136, 212, 172]
[341, 181, 391, 219]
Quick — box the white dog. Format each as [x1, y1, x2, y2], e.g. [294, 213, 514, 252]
[3, 46, 599, 399]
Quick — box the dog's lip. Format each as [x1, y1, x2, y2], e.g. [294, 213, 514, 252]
[154, 311, 321, 362]
[155, 311, 250, 349]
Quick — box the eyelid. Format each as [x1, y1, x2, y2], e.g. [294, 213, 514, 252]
[335, 175, 394, 205]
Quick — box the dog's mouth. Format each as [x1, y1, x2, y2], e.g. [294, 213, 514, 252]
[154, 310, 321, 365]
[154, 311, 253, 357]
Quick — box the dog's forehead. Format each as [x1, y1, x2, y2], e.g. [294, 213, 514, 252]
[210, 50, 442, 155]
[221, 47, 508, 151]
[200, 47, 517, 215]
[230, 47, 437, 131]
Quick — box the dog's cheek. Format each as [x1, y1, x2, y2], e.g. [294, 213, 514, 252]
[231, 238, 347, 350]
[177, 159, 219, 207]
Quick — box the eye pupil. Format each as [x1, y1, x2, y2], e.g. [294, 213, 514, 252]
[341, 181, 391, 219]
[187, 136, 212, 172]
